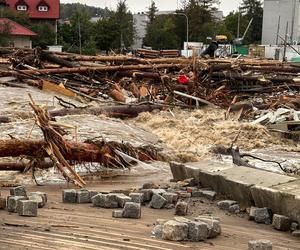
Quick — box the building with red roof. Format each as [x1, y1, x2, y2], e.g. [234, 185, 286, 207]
[0, 17, 37, 48]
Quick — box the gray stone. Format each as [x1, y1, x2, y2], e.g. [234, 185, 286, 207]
[129, 193, 143, 204]
[292, 230, 300, 237]
[10, 186, 27, 197]
[112, 210, 123, 218]
[187, 221, 208, 241]
[0, 198, 6, 209]
[162, 192, 178, 205]
[291, 222, 299, 231]
[155, 219, 168, 225]
[150, 193, 167, 209]
[192, 190, 216, 200]
[17, 200, 38, 217]
[140, 189, 153, 202]
[162, 220, 188, 241]
[142, 182, 158, 189]
[29, 192, 47, 206]
[174, 216, 191, 224]
[195, 217, 221, 239]
[152, 225, 163, 238]
[76, 190, 90, 204]
[175, 201, 188, 216]
[272, 214, 291, 231]
[151, 189, 166, 195]
[177, 191, 191, 199]
[248, 240, 272, 250]
[253, 208, 271, 224]
[62, 189, 77, 203]
[28, 194, 44, 208]
[115, 194, 131, 208]
[165, 204, 175, 209]
[122, 202, 141, 219]
[7, 196, 28, 212]
[91, 193, 119, 208]
[228, 204, 240, 214]
[89, 191, 99, 201]
[217, 200, 238, 210]
[249, 206, 258, 220]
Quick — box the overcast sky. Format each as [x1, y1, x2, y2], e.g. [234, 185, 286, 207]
[61, 0, 241, 15]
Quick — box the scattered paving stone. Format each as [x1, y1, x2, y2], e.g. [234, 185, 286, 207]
[175, 201, 188, 216]
[187, 221, 208, 241]
[7, 196, 28, 212]
[272, 214, 291, 231]
[10, 186, 27, 197]
[112, 210, 123, 218]
[249, 206, 257, 220]
[292, 230, 300, 237]
[111, 189, 131, 196]
[0, 198, 6, 209]
[192, 190, 216, 201]
[162, 220, 188, 241]
[195, 217, 221, 239]
[76, 190, 90, 204]
[164, 204, 175, 209]
[28, 194, 44, 208]
[140, 189, 153, 202]
[150, 193, 167, 209]
[177, 191, 191, 199]
[122, 202, 141, 219]
[291, 222, 299, 231]
[142, 182, 158, 189]
[30, 192, 47, 204]
[228, 204, 240, 214]
[89, 191, 99, 202]
[62, 189, 77, 203]
[152, 225, 163, 238]
[91, 193, 119, 208]
[155, 219, 168, 225]
[217, 200, 238, 210]
[17, 200, 38, 217]
[129, 193, 143, 203]
[248, 240, 272, 250]
[115, 194, 132, 208]
[162, 192, 178, 205]
[253, 208, 271, 224]
[152, 189, 166, 195]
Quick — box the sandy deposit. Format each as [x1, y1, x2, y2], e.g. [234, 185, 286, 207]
[135, 107, 299, 162]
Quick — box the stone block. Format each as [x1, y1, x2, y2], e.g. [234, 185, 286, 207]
[112, 210, 123, 218]
[253, 208, 271, 224]
[62, 189, 77, 203]
[195, 217, 221, 239]
[291, 222, 299, 231]
[175, 201, 188, 216]
[162, 192, 178, 205]
[155, 219, 168, 225]
[217, 200, 238, 210]
[152, 225, 163, 238]
[162, 220, 188, 241]
[248, 240, 272, 250]
[165, 204, 175, 209]
[187, 221, 208, 241]
[7, 196, 28, 212]
[115, 194, 131, 208]
[10, 186, 27, 197]
[28, 194, 44, 208]
[0, 197, 6, 209]
[292, 230, 300, 237]
[150, 193, 167, 209]
[91, 193, 118, 208]
[177, 191, 191, 199]
[229, 204, 240, 214]
[122, 202, 141, 219]
[76, 190, 90, 204]
[152, 189, 166, 195]
[17, 200, 38, 217]
[142, 182, 158, 189]
[129, 193, 143, 204]
[29, 192, 47, 206]
[272, 214, 291, 231]
[140, 189, 153, 202]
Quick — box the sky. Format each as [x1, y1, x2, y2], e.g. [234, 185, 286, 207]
[61, 0, 241, 15]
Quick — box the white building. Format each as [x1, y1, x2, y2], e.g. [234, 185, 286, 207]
[262, 0, 300, 45]
[132, 12, 148, 50]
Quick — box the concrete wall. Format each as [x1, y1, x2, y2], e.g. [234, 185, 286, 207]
[262, 0, 300, 45]
[12, 35, 32, 49]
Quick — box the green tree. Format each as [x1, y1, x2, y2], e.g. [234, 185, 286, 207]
[31, 24, 56, 48]
[147, 1, 158, 24]
[0, 21, 12, 46]
[224, 11, 249, 42]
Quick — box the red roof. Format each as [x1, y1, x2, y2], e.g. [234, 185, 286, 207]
[0, 18, 37, 36]
[5, 0, 59, 19]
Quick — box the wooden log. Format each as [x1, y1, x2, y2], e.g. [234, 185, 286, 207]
[40, 51, 78, 68]
[241, 65, 300, 73]
[0, 161, 54, 171]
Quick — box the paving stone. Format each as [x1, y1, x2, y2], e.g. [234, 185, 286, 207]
[115, 194, 132, 207]
[7, 196, 28, 212]
[272, 214, 291, 231]
[151, 189, 166, 195]
[217, 200, 238, 210]
[187, 221, 208, 241]
[150, 193, 167, 209]
[253, 208, 271, 224]
[142, 182, 158, 189]
[162, 220, 188, 241]
[129, 193, 143, 203]
[249, 206, 258, 220]
[10, 186, 27, 197]
[228, 204, 240, 214]
[140, 189, 153, 202]
[0, 197, 6, 209]
[195, 217, 221, 239]
[292, 230, 300, 237]
[175, 201, 188, 216]
[111, 189, 131, 196]
[91, 193, 119, 208]
[29, 192, 47, 206]
[193, 190, 217, 200]
[17, 200, 38, 217]
[62, 189, 77, 203]
[28, 194, 44, 208]
[152, 225, 163, 238]
[89, 191, 99, 202]
[76, 190, 90, 204]
[248, 240, 272, 250]
[162, 192, 178, 204]
[291, 222, 299, 231]
[112, 210, 123, 218]
[122, 202, 141, 219]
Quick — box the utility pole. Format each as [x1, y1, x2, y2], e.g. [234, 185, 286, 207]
[237, 6, 240, 38]
[276, 16, 281, 45]
[290, 0, 296, 43]
[283, 21, 289, 62]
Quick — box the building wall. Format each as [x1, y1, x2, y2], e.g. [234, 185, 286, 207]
[262, 0, 300, 45]
[132, 13, 148, 50]
[12, 35, 32, 48]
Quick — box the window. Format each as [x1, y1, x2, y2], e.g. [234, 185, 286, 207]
[38, 5, 48, 11]
[17, 5, 27, 11]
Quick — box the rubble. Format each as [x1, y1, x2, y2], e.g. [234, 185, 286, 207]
[248, 240, 272, 250]
[17, 200, 38, 217]
[10, 186, 27, 197]
[272, 214, 291, 231]
[217, 200, 238, 210]
[150, 193, 167, 209]
[253, 207, 271, 224]
[162, 220, 189, 241]
[175, 201, 189, 216]
[7, 196, 28, 213]
[122, 202, 141, 219]
[129, 193, 143, 204]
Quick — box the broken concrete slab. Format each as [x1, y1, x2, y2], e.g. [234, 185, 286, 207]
[10, 186, 27, 197]
[122, 202, 141, 219]
[192, 189, 216, 200]
[150, 193, 167, 209]
[162, 220, 188, 241]
[62, 189, 77, 203]
[7, 196, 28, 213]
[248, 240, 272, 250]
[272, 214, 291, 231]
[17, 200, 38, 217]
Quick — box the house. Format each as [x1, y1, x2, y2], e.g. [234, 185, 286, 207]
[0, 17, 37, 48]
